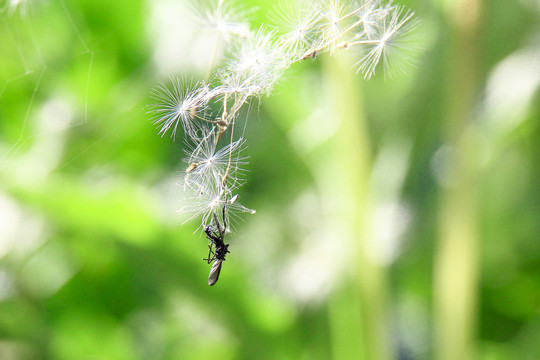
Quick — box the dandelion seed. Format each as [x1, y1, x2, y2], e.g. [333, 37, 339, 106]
[216, 71, 264, 100]
[235, 31, 276, 74]
[354, 0, 394, 40]
[180, 183, 254, 228]
[180, 182, 226, 226]
[355, 6, 420, 79]
[227, 28, 287, 95]
[149, 78, 210, 140]
[227, 197, 256, 217]
[317, 0, 349, 53]
[186, 163, 199, 173]
[196, 0, 251, 41]
[184, 129, 248, 193]
[272, 1, 320, 57]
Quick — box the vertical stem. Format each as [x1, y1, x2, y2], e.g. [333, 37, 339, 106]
[328, 283, 364, 360]
[434, 1, 484, 360]
[205, 33, 220, 83]
[204, 0, 225, 83]
[224, 94, 238, 188]
[325, 53, 392, 360]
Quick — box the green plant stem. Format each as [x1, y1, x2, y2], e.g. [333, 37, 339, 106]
[325, 53, 391, 360]
[434, 1, 484, 360]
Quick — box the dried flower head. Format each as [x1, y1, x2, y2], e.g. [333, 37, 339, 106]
[150, 0, 420, 229]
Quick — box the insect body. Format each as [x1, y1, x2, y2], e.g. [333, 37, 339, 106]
[203, 210, 229, 286]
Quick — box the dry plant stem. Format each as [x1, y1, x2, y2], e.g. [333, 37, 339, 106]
[337, 39, 379, 49]
[213, 93, 238, 190]
[340, 18, 370, 41]
[223, 93, 238, 189]
[195, 114, 219, 123]
[338, 0, 377, 23]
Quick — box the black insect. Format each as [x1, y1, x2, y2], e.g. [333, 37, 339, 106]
[203, 207, 230, 286]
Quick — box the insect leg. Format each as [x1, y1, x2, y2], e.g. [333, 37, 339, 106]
[203, 242, 216, 263]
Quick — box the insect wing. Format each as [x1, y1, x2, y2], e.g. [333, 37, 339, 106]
[208, 259, 223, 286]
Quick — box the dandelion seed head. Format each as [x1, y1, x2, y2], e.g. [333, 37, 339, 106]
[150, 0, 420, 231]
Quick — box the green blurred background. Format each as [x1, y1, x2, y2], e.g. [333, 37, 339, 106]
[1, 0, 539, 359]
